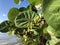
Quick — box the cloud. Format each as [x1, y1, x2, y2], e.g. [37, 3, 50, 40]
[2, 14, 6, 16]
[0, 19, 2, 23]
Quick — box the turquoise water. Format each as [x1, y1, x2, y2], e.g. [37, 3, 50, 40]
[0, 32, 23, 45]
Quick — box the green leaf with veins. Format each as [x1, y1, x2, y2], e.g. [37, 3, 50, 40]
[14, 0, 20, 4]
[55, 42, 60, 45]
[43, 0, 60, 30]
[46, 36, 60, 45]
[15, 10, 40, 28]
[28, 0, 42, 5]
[0, 21, 12, 33]
[47, 26, 60, 38]
[8, 8, 19, 23]
[19, 7, 28, 12]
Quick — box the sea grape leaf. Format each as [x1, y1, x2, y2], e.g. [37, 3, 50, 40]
[14, 0, 20, 4]
[15, 10, 40, 28]
[46, 36, 60, 45]
[43, 0, 60, 30]
[0, 21, 16, 33]
[55, 42, 60, 45]
[0, 21, 11, 33]
[47, 26, 60, 38]
[8, 8, 19, 23]
[19, 7, 27, 12]
[28, 0, 42, 5]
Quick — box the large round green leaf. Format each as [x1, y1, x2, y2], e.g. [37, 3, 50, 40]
[14, 0, 20, 4]
[43, 0, 60, 30]
[0, 21, 11, 33]
[46, 36, 60, 45]
[55, 42, 60, 45]
[8, 8, 19, 23]
[47, 26, 60, 37]
[0, 21, 16, 33]
[19, 7, 27, 12]
[28, 0, 42, 5]
[15, 10, 40, 28]
[46, 39, 60, 45]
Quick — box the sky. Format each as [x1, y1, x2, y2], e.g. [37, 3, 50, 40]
[0, 0, 29, 23]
